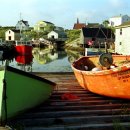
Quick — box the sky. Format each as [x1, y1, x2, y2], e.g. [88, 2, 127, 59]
[0, 0, 130, 29]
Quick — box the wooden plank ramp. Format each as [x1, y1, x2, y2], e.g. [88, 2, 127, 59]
[7, 73, 130, 130]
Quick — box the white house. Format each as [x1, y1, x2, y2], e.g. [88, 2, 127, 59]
[48, 31, 59, 39]
[5, 29, 20, 41]
[115, 21, 130, 55]
[109, 14, 130, 27]
[47, 30, 67, 41]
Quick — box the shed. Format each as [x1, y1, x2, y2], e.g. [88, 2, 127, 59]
[47, 30, 67, 41]
[80, 27, 115, 48]
[5, 29, 20, 41]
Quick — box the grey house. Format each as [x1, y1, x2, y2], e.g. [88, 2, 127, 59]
[16, 20, 29, 31]
[80, 27, 115, 48]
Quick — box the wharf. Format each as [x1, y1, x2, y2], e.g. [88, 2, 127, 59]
[8, 72, 130, 130]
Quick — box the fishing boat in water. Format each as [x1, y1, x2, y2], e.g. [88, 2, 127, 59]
[15, 17, 33, 55]
[71, 53, 130, 99]
[0, 64, 56, 126]
[15, 40, 33, 55]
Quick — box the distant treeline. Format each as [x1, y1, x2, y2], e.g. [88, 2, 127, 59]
[0, 26, 80, 43]
[0, 26, 40, 41]
[65, 29, 81, 43]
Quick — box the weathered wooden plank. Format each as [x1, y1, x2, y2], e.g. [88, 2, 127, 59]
[7, 73, 130, 130]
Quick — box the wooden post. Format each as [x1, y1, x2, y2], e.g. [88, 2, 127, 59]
[85, 48, 88, 56]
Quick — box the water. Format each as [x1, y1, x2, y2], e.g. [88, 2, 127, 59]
[1, 47, 84, 72]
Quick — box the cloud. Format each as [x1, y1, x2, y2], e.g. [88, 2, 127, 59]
[109, 0, 122, 7]
[108, 0, 130, 8]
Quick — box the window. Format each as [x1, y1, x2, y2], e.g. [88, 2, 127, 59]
[119, 42, 122, 45]
[120, 28, 122, 35]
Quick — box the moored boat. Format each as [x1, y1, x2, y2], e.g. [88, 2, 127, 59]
[15, 41, 33, 55]
[14, 16, 33, 55]
[0, 65, 56, 126]
[71, 54, 130, 99]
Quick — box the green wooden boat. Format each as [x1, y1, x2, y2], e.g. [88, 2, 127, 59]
[0, 65, 56, 125]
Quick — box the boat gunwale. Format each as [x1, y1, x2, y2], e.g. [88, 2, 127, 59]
[71, 65, 130, 76]
[6, 66, 56, 86]
[15, 44, 32, 46]
[72, 55, 130, 76]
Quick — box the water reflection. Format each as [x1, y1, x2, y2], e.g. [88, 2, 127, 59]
[15, 55, 33, 72]
[0, 47, 85, 72]
[32, 47, 58, 64]
[31, 47, 69, 72]
[0, 51, 14, 67]
[65, 49, 84, 63]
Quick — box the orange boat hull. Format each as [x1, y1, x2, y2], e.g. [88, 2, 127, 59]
[72, 55, 130, 99]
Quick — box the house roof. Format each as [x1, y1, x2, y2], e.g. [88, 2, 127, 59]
[115, 21, 130, 28]
[43, 21, 54, 25]
[87, 23, 100, 28]
[9, 29, 20, 33]
[73, 23, 87, 29]
[73, 18, 87, 29]
[111, 14, 129, 19]
[82, 27, 115, 39]
[111, 15, 122, 18]
[18, 20, 29, 26]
